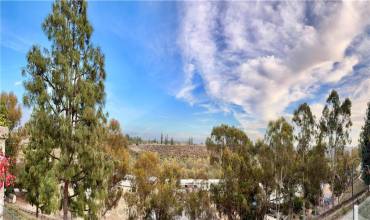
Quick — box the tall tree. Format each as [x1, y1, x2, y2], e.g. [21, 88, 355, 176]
[253, 140, 276, 217]
[292, 103, 315, 217]
[265, 117, 297, 218]
[319, 90, 352, 201]
[22, 0, 112, 218]
[206, 124, 251, 164]
[211, 146, 264, 219]
[305, 142, 329, 212]
[360, 102, 370, 186]
[207, 125, 266, 219]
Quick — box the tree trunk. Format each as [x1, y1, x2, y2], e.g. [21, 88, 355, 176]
[63, 180, 69, 220]
[36, 204, 39, 218]
[302, 199, 305, 220]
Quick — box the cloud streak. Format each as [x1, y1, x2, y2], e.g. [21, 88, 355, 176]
[177, 1, 370, 143]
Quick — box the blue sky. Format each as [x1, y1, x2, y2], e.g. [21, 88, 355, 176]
[0, 1, 237, 143]
[1, 1, 370, 145]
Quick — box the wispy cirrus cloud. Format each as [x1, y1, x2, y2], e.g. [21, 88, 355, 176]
[177, 1, 370, 143]
[0, 26, 33, 54]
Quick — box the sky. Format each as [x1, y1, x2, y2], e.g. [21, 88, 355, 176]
[1, 1, 370, 145]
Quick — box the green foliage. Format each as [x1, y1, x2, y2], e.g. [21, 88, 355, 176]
[163, 157, 222, 179]
[207, 126, 268, 219]
[1, 92, 24, 190]
[305, 142, 329, 206]
[102, 119, 129, 215]
[184, 189, 215, 220]
[266, 117, 298, 217]
[206, 124, 251, 164]
[293, 103, 315, 154]
[252, 140, 275, 215]
[0, 92, 22, 130]
[125, 152, 183, 219]
[320, 90, 352, 154]
[333, 151, 351, 198]
[126, 134, 143, 145]
[0, 111, 8, 127]
[204, 91, 352, 219]
[1, 92, 23, 159]
[21, 0, 112, 218]
[292, 103, 316, 214]
[360, 102, 370, 185]
[149, 161, 183, 220]
[211, 147, 266, 220]
[5, 127, 27, 183]
[292, 196, 303, 214]
[319, 90, 352, 199]
[20, 126, 59, 217]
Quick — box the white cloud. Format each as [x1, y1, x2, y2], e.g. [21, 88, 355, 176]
[14, 81, 22, 86]
[339, 77, 370, 146]
[177, 1, 370, 142]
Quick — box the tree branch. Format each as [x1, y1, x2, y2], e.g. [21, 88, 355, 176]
[47, 151, 60, 161]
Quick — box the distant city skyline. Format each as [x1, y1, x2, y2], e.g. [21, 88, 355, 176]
[1, 1, 370, 145]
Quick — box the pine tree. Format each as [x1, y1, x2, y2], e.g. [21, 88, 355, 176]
[22, 0, 112, 218]
[21, 116, 59, 217]
[360, 102, 370, 185]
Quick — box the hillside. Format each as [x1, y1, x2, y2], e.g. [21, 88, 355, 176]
[129, 144, 209, 159]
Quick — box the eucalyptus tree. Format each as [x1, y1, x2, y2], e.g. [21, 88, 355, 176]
[305, 142, 329, 212]
[184, 189, 215, 220]
[22, 0, 112, 218]
[210, 146, 265, 220]
[253, 140, 276, 217]
[292, 103, 315, 217]
[125, 152, 183, 219]
[265, 117, 298, 218]
[207, 125, 268, 219]
[319, 90, 352, 201]
[206, 124, 251, 164]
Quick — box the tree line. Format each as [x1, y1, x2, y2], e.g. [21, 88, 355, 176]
[205, 90, 360, 219]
